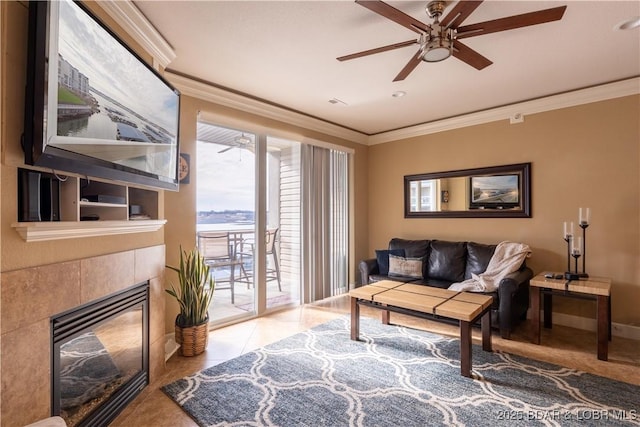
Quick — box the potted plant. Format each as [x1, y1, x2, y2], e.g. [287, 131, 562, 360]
[166, 246, 215, 356]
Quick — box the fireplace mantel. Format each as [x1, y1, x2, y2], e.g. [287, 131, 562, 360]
[11, 220, 167, 242]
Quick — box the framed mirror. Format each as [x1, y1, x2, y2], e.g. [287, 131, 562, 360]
[404, 163, 531, 218]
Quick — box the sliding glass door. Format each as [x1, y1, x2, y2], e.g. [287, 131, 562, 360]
[196, 123, 257, 324]
[197, 121, 350, 325]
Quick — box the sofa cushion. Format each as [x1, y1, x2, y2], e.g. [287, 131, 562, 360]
[427, 240, 467, 283]
[375, 249, 405, 276]
[388, 255, 424, 279]
[464, 242, 496, 279]
[388, 238, 430, 258]
[389, 239, 430, 278]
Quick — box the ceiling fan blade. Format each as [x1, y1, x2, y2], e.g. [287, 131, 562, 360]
[393, 50, 422, 82]
[456, 6, 567, 39]
[337, 39, 417, 61]
[440, 1, 483, 30]
[218, 146, 234, 154]
[452, 40, 492, 70]
[356, 0, 430, 34]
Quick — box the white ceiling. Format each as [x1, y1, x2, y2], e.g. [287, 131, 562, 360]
[133, 1, 640, 136]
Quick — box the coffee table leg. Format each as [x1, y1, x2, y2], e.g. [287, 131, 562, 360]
[460, 320, 472, 377]
[481, 309, 492, 352]
[597, 295, 608, 361]
[381, 305, 390, 325]
[531, 286, 541, 344]
[350, 297, 359, 341]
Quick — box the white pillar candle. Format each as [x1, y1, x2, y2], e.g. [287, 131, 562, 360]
[563, 221, 574, 238]
[579, 207, 591, 226]
[571, 236, 582, 255]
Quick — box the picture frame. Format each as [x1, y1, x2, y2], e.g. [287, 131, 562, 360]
[404, 163, 531, 218]
[469, 173, 520, 210]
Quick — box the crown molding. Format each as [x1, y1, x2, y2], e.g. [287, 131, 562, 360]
[165, 71, 369, 145]
[97, 1, 176, 68]
[367, 77, 640, 145]
[168, 73, 638, 147]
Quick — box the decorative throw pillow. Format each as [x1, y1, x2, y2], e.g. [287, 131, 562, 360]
[375, 249, 405, 275]
[388, 254, 423, 279]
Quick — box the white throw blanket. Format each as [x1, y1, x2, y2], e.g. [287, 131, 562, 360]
[448, 241, 531, 292]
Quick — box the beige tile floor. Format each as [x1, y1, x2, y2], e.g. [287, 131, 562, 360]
[112, 295, 640, 426]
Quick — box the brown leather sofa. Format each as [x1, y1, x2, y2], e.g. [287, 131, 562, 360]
[358, 238, 533, 339]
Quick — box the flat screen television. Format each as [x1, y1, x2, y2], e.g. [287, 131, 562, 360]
[469, 173, 520, 210]
[23, 0, 180, 191]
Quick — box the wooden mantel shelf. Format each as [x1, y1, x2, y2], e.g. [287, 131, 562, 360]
[12, 220, 167, 242]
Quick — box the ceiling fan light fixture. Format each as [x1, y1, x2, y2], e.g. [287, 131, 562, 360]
[340, 0, 569, 81]
[420, 27, 454, 62]
[421, 37, 452, 62]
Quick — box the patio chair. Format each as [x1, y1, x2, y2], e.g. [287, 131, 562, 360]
[229, 231, 253, 287]
[197, 231, 244, 304]
[235, 228, 281, 291]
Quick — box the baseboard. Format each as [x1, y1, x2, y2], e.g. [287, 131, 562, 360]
[164, 334, 180, 362]
[535, 311, 640, 341]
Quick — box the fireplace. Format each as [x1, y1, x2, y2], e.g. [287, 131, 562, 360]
[51, 282, 149, 427]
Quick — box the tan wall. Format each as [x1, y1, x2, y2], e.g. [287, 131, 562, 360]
[367, 95, 640, 326]
[163, 95, 370, 332]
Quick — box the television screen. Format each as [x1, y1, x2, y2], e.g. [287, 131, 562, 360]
[469, 174, 520, 209]
[23, 0, 180, 191]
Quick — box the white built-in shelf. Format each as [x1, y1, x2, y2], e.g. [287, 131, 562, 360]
[12, 220, 167, 242]
[15, 171, 164, 242]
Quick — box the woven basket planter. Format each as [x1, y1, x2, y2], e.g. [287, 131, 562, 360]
[175, 317, 209, 357]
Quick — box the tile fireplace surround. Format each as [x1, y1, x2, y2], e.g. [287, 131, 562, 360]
[1, 245, 166, 426]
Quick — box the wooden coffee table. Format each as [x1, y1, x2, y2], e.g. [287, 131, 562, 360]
[349, 280, 493, 377]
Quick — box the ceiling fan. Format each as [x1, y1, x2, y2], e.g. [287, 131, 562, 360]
[218, 133, 253, 153]
[338, 0, 567, 81]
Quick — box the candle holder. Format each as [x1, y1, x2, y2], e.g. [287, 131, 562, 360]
[571, 236, 582, 273]
[563, 222, 579, 280]
[578, 207, 590, 278]
[565, 237, 581, 280]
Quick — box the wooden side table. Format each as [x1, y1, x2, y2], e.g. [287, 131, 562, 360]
[530, 274, 611, 360]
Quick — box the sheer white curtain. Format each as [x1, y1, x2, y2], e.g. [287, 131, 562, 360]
[301, 145, 350, 303]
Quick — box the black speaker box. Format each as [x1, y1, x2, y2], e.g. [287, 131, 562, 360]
[18, 168, 60, 222]
[40, 175, 60, 221]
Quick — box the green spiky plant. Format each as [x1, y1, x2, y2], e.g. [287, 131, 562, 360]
[166, 246, 215, 327]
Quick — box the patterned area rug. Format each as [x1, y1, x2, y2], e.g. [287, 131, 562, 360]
[162, 317, 639, 426]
